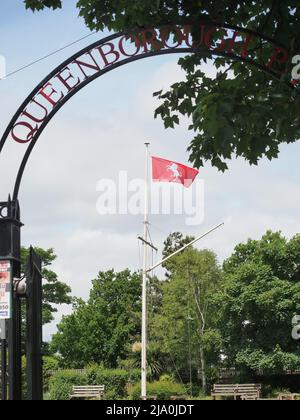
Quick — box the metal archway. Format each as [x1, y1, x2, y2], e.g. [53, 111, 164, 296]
[0, 22, 296, 200]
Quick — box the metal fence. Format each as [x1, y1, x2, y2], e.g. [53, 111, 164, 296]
[48, 369, 87, 376]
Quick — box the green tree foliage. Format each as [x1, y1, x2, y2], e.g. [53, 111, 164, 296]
[51, 269, 142, 368]
[120, 277, 166, 380]
[152, 243, 223, 392]
[24, 0, 61, 11]
[220, 231, 300, 373]
[21, 247, 72, 325]
[46, 230, 300, 391]
[162, 232, 195, 275]
[24, 1, 300, 170]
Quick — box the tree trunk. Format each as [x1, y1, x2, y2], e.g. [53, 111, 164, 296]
[199, 346, 207, 394]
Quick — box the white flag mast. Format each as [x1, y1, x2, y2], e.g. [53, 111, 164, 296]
[139, 143, 225, 400]
[141, 142, 150, 399]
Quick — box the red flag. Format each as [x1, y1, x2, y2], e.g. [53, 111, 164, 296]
[152, 156, 199, 188]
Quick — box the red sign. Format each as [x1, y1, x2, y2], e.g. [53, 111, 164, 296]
[0, 261, 11, 320]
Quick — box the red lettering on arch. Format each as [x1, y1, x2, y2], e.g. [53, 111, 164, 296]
[11, 121, 39, 144]
[139, 29, 163, 53]
[21, 98, 49, 123]
[73, 52, 101, 79]
[241, 34, 254, 58]
[56, 66, 81, 92]
[119, 36, 140, 57]
[160, 25, 185, 49]
[97, 43, 120, 67]
[225, 31, 239, 55]
[207, 28, 238, 54]
[182, 25, 194, 48]
[203, 26, 218, 50]
[38, 82, 64, 107]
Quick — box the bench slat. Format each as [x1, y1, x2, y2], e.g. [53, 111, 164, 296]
[73, 386, 104, 391]
[72, 390, 103, 393]
[212, 383, 261, 400]
[70, 385, 105, 400]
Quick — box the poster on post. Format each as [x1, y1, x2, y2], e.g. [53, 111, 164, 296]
[0, 261, 11, 320]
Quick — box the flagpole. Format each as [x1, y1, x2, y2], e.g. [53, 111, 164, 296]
[141, 142, 150, 399]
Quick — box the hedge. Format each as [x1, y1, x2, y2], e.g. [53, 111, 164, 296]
[49, 372, 88, 400]
[130, 379, 187, 400]
[48, 367, 141, 400]
[86, 365, 140, 399]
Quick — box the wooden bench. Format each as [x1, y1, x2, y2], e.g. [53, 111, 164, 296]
[70, 385, 105, 400]
[211, 384, 262, 400]
[278, 393, 300, 401]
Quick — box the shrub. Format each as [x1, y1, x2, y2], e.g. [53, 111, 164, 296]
[159, 374, 175, 382]
[264, 386, 291, 399]
[22, 356, 27, 399]
[184, 383, 202, 398]
[43, 356, 60, 392]
[22, 355, 61, 398]
[49, 371, 87, 400]
[130, 380, 187, 400]
[86, 365, 140, 399]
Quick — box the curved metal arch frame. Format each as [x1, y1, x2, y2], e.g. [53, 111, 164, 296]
[0, 23, 297, 200]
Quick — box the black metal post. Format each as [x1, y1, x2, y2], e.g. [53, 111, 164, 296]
[9, 294, 22, 400]
[26, 247, 43, 401]
[1, 338, 7, 400]
[0, 197, 23, 400]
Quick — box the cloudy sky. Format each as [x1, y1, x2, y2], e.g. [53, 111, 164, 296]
[0, 1, 299, 341]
